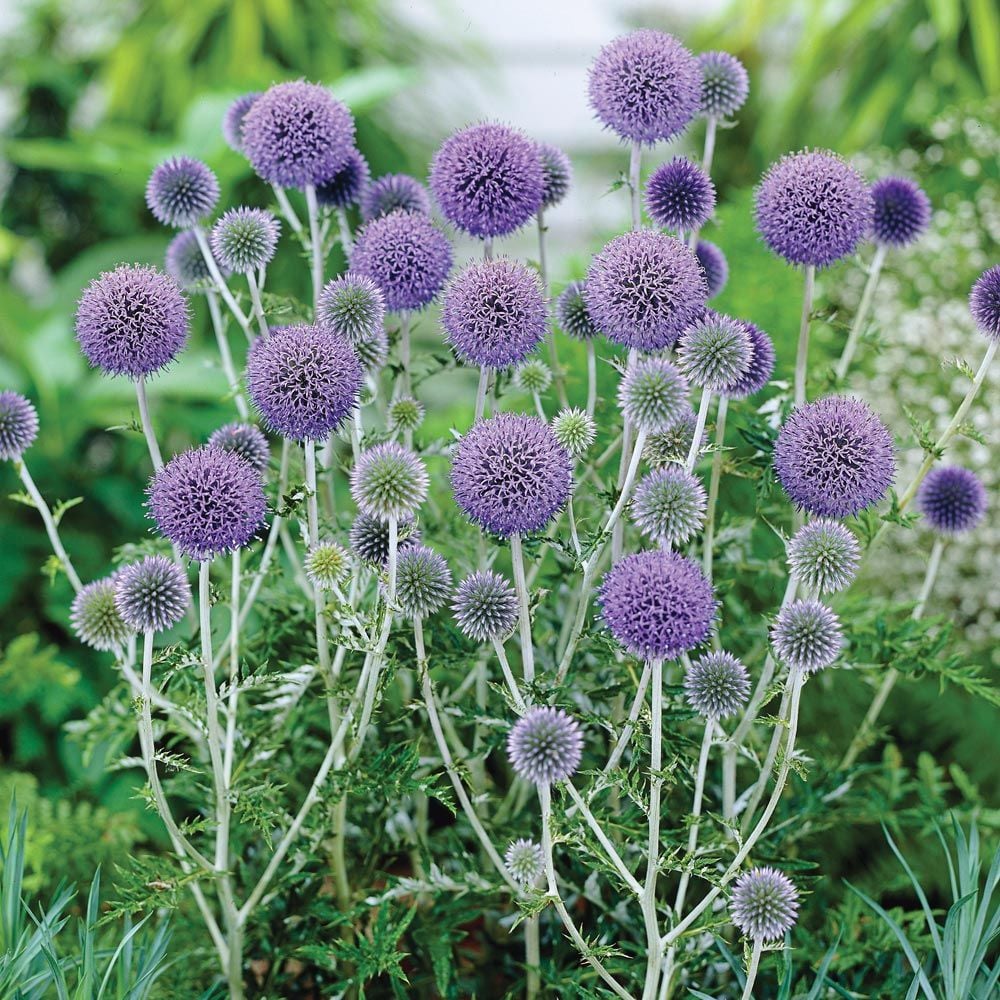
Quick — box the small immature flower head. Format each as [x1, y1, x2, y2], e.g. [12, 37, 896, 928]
[146, 157, 219, 228]
[685, 651, 750, 719]
[246, 324, 363, 440]
[204, 424, 268, 476]
[537, 142, 572, 209]
[352, 326, 389, 373]
[350, 443, 428, 520]
[555, 280, 601, 340]
[645, 157, 716, 232]
[695, 240, 728, 299]
[71, 578, 132, 650]
[916, 465, 987, 535]
[676, 313, 753, 392]
[724, 321, 775, 399]
[774, 396, 895, 517]
[388, 396, 425, 434]
[505, 839, 544, 887]
[618, 357, 690, 433]
[731, 867, 799, 942]
[514, 360, 552, 395]
[970, 265, 1000, 342]
[631, 466, 707, 547]
[395, 545, 452, 618]
[0, 392, 39, 460]
[755, 150, 873, 268]
[165, 230, 225, 293]
[430, 123, 544, 238]
[552, 408, 596, 458]
[315, 148, 371, 209]
[223, 92, 262, 153]
[507, 707, 584, 785]
[317, 272, 386, 344]
[787, 519, 860, 594]
[588, 30, 701, 144]
[75, 265, 189, 379]
[453, 570, 519, 642]
[645, 409, 698, 467]
[350, 512, 420, 565]
[361, 173, 431, 222]
[452, 413, 573, 538]
[870, 176, 931, 248]
[148, 446, 267, 560]
[114, 556, 192, 632]
[210, 208, 280, 273]
[585, 231, 708, 352]
[771, 599, 842, 673]
[599, 550, 715, 661]
[698, 51, 749, 119]
[305, 540, 350, 590]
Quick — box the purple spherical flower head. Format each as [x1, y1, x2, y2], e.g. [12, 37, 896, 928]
[645, 157, 716, 231]
[588, 30, 701, 144]
[246, 324, 362, 441]
[395, 545, 452, 618]
[115, 555, 191, 632]
[724, 322, 775, 399]
[916, 465, 987, 535]
[211, 207, 280, 274]
[71, 577, 132, 650]
[146, 157, 219, 229]
[165, 230, 228, 293]
[771, 599, 842, 673]
[453, 570, 519, 642]
[870, 177, 931, 248]
[241, 81, 355, 189]
[685, 651, 750, 719]
[315, 148, 370, 209]
[585, 231, 708, 352]
[223, 92, 262, 153]
[676, 312, 752, 392]
[451, 413, 572, 538]
[75, 265, 189, 379]
[0, 392, 39, 460]
[970, 265, 1000, 342]
[755, 150, 873, 268]
[730, 867, 799, 942]
[698, 51, 749, 119]
[787, 518, 860, 594]
[361, 173, 430, 222]
[207, 422, 270, 473]
[631, 465, 707, 547]
[350, 442, 429, 521]
[695, 240, 728, 299]
[430, 123, 544, 238]
[351, 210, 452, 312]
[618, 356, 690, 433]
[555, 280, 601, 340]
[507, 707, 584, 785]
[317, 272, 385, 344]
[599, 550, 715, 661]
[537, 142, 572, 209]
[443, 258, 546, 369]
[775, 396, 895, 517]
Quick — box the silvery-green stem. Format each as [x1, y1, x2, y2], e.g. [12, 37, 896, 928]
[835, 244, 887, 380]
[387, 514, 398, 603]
[336, 208, 353, 255]
[605, 424, 648, 543]
[532, 392, 546, 422]
[474, 366, 489, 423]
[272, 184, 303, 237]
[641, 657, 665, 1000]
[603, 659, 653, 772]
[629, 141, 642, 230]
[192, 226, 250, 331]
[566, 494, 581, 558]
[612, 348, 639, 558]
[304, 184, 323, 314]
[739, 682, 792, 839]
[491, 639, 526, 711]
[245, 269, 269, 342]
[586, 340, 597, 417]
[135, 377, 164, 471]
[538, 209, 569, 410]
[509, 533, 535, 684]
[702, 396, 728, 582]
[483, 237, 493, 261]
[564, 783, 643, 895]
[685, 388, 713, 473]
[304, 439, 330, 676]
[16, 461, 82, 592]
[794, 266, 816, 408]
[223, 550, 241, 789]
[206, 292, 250, 417]
[702, 117, 718, 176]
[741, 939, 764, 1000]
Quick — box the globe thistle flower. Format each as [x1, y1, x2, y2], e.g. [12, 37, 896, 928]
[730, 868, 800, 942]
[644, 410, 698, 467]
[505, 838, 544, 887]
[210, 208, 280, 273]
[388, 397, 425, 434]
[148, 446, 267, 560]
[114, 556, 192, 632]
[631, 466, 707, 547]
[787, 519, 860, 594]
[537, 142, 572, 209]
[774, 396, 895, 518]
[317, 272, 385, 344]
[684, 651, 750, 719]
[552, 408, 596, 458]
[361, 173, 430, 222]
[916, 465, 987, 535]
[165, 230, 226, 293]
[870, 176, 931, 248]
[585, 231, 708, 352]
[315, 148, 371, 209]
[514, 360, 552, 396]
[207, 422, 270, 474]
[305, 540, 350, 590]
[350, 443, 428, 521]
[452, 570, 519, 642]
[555, 280, 601, 340]
[507, 707, 583, 785]
[451, 413, 573, 538]
[246, 324, 363, 440]
[618, 357, 690, 433]
[698, 51, 749, 119]
[771, 599, 842, 673]
[724, 322, 775, 399]
[676, 313, 753, 392]
[349, 512, 420, 566]
[695, 240, 728, 299]
[145, 157, 220, 228]
[223, 92, 262, 153]
[443, 259, 546, 370]
[351, 210, 453, 312]
[430, 123, 544, 238]
[645, 158, 716, 232]
[0, 391, 39, 460]
[241, 80, 355, 188]
[70, 577, 132, 650]
[75, 265, 189, 379]
[395, 545, 452, 618]
[970, 265, 1000, 342]
[599, 550, 715, 661]
[352, 325, 390, 373]
[587, 30, 701, 144]
[755, 150, 873, 268]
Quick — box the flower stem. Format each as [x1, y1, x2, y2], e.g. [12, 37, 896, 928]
[702, 117, 718, 176]
[685, 388, 712, 472]
[586, 340, 597, 417]
[538, 209, 569, 410]
[192, 226, 250, 331]
[641, 657, 665, 1000]
[272, 184, 303, 237]
[304, 439, 330, 676]
[702, 395, 728, 583]
[135, 376, 164, 471]
[741, 939, 764, 1000]
[304, 183, 324, 314]
[387, 514, 398, 604]
[629, 141, 642, 231]
[16, 460, 82, 592]
[794, 266, 816, 408]
[245, 269, 270, 342]
[835, 244, 887, 381]
[206, 292, 250, 417]
[510, 533, 535, 685]
[474, 366, 489, 423]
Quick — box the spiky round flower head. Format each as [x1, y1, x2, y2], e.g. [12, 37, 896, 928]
[114, 556, 191, 632]
[361, 173, 431, 222]
[353, 326, 390, 373]
[223, 92, 262, 152]
[507, 707, 583, 785]
[145, 157, 219, 228]
[241, 81, 355, 188]
[731, 868, 799, 942]
[207, 422, 270, 474]
[349, 512, 420, 566]
[430, 123, 544, 238]
[165, 230, 227, 294]
[148, 446, 266, 560]
[537, 142, 572, 209]
[304, 540, 350, 590]
[599, 550, 715, 661]
[350, 443, 428, 520]
[755, 150, 873, 268]
[774, 396, 895, 517]
[645, 409, 698, 467]
[585, 231, 708, 351]
[787, 519, 860, 594]
[0, 392, 39, 460]
[588, 30, 701, 144]
[552, 408, 596, 458]
[631, 466, 707, 547]
[514, 360, 552, 395]
[210, 208, 280, 273]
[351, 210, 453, 312]
[685, 651, 750, 719]
[315, 148, 370, 209]
[395, 545, 452, 618]
[246, 324, 363, 441]
[698, 51, 749, 119]
[771, 599, 842, 673]
[75, 265, 189, 379]
[970, 265, 1000, 342]
[695, 240, 728, 299]
[70, 578, 132, 650]
[505, 839, 544, 887]
[916, 465, 987, 536]
[554, 280, 600, 341]
[676, 313, 752, 392]
[443, 259, 546, 370]
[618, 357, 690, 433]
[451, 413, 573, 538]
[724, 322, 775, 399]
[388, 396, 425, 433]
[317, 272, 386, 345]
[870, 176, 931, 248]
[452, 570, 518, 643]
[645, 158, 716, 232]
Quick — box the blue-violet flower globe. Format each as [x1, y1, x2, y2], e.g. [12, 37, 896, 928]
[315, 148, 371, 209]
[870, 176, 931, 248]
[114, 556, 192, 632]
[684, 651, 751, 719]
[698, 51, 749, 119]
[146, 157, 219, 228]
[916, 465, 987, 535]
[970, 265, 1000, 342]
[210, 208, 280, 273]
[207, 422, 270, 474]
[645, 157, 716, 231]
[453, 570, 519, 643]
[507, 707, 584, 785]
[361, 173, 430, 222]
[771, 599, 843, 673]
[731, 868, 800, 942]
[0, 392, 39, 460]
[695, 240, 729, 298]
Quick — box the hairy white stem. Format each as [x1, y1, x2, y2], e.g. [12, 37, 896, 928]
[135, 377, 164, 471]
[564, 783, 642, 896]
[192, 226, 250, 331]
[641, 658, 665, 1000]
[491, 639, 527, 712]
[304, 440, 331, 678]
[794, 266, 816, 408]
[685, 388, 712, 473]
[629, 141, 642, 231]
[835, 244, 887, 380]
[586, 340, 597, 418]
[206, 292, 250, 417]
[272, 185, 303, 236]
[741, 939, 764, 1000]
[702, 117, 718, 176]
[304, 184, 324, 314]
[702, 395, 728, 582]
[474, 366, 490, 423]
[510, 533, 535, 685]
[16, 461, 82, 592]
[245, 270, 269, 342]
